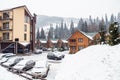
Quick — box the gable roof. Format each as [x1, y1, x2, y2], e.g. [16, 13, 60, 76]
[68, 30, 93, 40]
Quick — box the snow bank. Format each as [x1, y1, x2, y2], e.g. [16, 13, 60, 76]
[55, 44, 120, 80]
[0, 66, 26, 80]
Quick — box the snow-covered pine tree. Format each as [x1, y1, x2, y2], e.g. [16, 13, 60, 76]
[99, 19, 106, 44]
[109, 22, 120, 45]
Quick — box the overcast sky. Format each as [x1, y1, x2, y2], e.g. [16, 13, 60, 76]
[0, 0, 120, 18]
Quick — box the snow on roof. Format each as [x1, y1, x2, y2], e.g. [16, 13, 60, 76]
[62, 40, 68, 43]
[55, 44, 120, 80]
[40, 39, 68, 43]
[68, 30, 93, 40]
[52, 40, 57, 43]
[40, 40, 47, 43]
[79, 30, 93, 40]
[19, 42, 30, 46]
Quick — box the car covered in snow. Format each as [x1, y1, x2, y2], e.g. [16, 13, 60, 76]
[0, 53, 16, 64]
[2, 57, 24, 68]
[27, 60, 50, 79]
[0, 53, 16, 58]
[47, 52, 65, 60]
[34, 49, 42, 54]
[12, 60, 35, 73]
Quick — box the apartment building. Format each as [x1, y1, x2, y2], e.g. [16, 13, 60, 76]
[0, 5, 36, 53]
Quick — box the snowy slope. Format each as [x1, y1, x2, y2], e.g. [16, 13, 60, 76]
[55, 44, 120, 80]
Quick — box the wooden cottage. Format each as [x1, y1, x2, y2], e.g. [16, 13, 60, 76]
[68, 30, 92, 54]
[56, 39, 64, 48]
[35, 39, 68, 50]
[46, 39, 54, 48]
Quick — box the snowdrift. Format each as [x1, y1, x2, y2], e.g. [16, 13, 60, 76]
[55, 44, 120, 80]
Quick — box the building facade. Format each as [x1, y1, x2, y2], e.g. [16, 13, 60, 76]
[68, 30, 92, 54]
[0, 5, 36, 53]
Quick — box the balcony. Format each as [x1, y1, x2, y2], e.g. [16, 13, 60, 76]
[0, 37, 12, 42]
[0, 27, 12, 31]
[69, 42, 77, 46]
[0, 14, 13, 21]
[0, 39, 12, 42]
[0, 17, 13, 21]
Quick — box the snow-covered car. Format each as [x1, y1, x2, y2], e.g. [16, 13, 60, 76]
[2, 57, 24, 68]
[42, 47, 48, 51]
[34, 49, 42, 54]
[12, 60, 35, 73]
[27, 60, 50, 79]
[47, 52, 65, 60]
[0, 53, 16, 64]
[0, 53, 15, 58]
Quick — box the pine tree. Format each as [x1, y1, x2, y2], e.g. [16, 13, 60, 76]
[117, 13, 120, 24]
[109, 22, 120, 45]
[54, 24, 60, 39]
[110, 14, 115, 24]
[60, 20, 64, 38]
[64, 23, 70, 39]
[84, 21, 88, 32]
[48, 26, 54, 39]
[70, 20, 75, 34]
[99, 19, 106, 44]
[105, 14, 109, 29]
[36, 28, 40, 40]
[40, 28, 46, 39]
[77, 18, 83, 31]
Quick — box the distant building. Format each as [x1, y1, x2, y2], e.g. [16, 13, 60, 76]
[36, 39, 68, 49]
[0, 5, 36, 53]
[68, 30, 92, 54]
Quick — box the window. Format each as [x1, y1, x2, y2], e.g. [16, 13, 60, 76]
[71, 46, 76, 50]
[24, 24, 27, 32]
[24, 34, 27, 40]
[3, 22, 9, 29]
[3, 12, 9, 19]
[3, 32, 9, 40]
[78, 46, 83, 50]
[78, 38, 83, 42]
[70, 39, 76, 42]
[24, 15, 30, 23]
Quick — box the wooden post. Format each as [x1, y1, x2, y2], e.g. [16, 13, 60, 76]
[15, 38, 19, 54]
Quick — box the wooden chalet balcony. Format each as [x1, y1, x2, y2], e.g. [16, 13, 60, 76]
[69, 42, 77, 46]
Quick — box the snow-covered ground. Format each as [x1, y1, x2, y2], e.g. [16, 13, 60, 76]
[0, 44, 120, 80]
[55, 44, 120, 80]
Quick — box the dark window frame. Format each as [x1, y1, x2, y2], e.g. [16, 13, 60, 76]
[24, 33, 27, 41]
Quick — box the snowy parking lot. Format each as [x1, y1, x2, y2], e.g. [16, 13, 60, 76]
[0, 51, 69, 80]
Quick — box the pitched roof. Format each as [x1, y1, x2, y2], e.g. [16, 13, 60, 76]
[68, 30, 93, 40]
